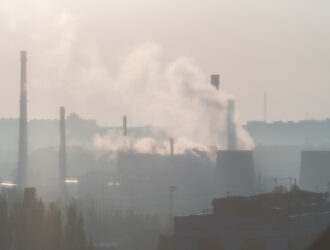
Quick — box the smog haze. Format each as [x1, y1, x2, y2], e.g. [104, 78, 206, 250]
[0, 0, 329, 123]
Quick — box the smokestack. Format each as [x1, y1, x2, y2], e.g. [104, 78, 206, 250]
[59, 106, 67, 199]
[264, 92, 267, 123]
[123, 115, 127, 136]
[170, 137, 174, 157]
[17, 51, 28, 187]
[211, 74, 220, 90]
[227, 100, 236, 150]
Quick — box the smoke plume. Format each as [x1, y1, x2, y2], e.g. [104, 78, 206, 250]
[0, 4, 254, 155]
[93, 42, 254, 155]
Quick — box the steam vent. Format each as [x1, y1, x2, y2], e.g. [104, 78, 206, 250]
[216, 150, 255, 196]
[300, 151, 330, 191]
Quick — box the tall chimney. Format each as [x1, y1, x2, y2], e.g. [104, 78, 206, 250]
[123, 115, 127, 136]
[227, 100, 237, 150]
[211, 74, 220, 90]
[264, 92, 267, 123]
[59, 107, 67, 199]
[170, 137, 174, 157]
[17, 51, 28, 187]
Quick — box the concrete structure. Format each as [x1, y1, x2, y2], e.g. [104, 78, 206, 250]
[216, 150, 255, 196]
[17, 51, 28, 187]
[59, 106, 67, 199]
[117, 152, 216, 217]
[170, 137, 174, 157]
[264, 92, 268, 123]
[245, 119, 330, 146]
[175, 191, 330, 250]
[211, 74, 220, 90]
[300, 151, 330, 192]
[123, 115, 127, 136]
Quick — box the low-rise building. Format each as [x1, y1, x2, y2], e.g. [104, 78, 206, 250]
[175, 190, 330, 250]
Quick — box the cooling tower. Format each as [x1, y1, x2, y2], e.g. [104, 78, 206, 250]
[216, 150, 255, 196]
[17, 51, 28, 187]
[300, 151, 330, 192]
[210, 74, 220, 90]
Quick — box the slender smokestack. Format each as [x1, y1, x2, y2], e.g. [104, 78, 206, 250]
[227, 100, 237, 150]
[123, 115, 127, 136]
[17, 51, 28, 187]
[211, 74, 220, 90]
[264, 92, 267, 123]
[170, 137, 174, 157]
[59, 107, 67, 199]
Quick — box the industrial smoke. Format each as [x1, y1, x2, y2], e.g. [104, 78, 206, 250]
[93, 43, 254, 156]
[0, 7, 254, 156]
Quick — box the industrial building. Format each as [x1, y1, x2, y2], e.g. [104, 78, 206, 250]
[216, 150, 255, 196]
[174, 190, 330, 250]
[300, 151, 330, 192]
[115, 151, 217, 217]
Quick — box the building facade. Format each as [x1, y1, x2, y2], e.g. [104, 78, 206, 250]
[175, 191, 330, 250]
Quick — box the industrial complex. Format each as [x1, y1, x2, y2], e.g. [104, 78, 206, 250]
[1, 51, 330, 250]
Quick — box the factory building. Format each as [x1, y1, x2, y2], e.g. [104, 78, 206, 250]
[174, 190, 330, 250]
[116, 151, 216, 217]
[216, 150, 255, 196]
[300, 151, 330, 192]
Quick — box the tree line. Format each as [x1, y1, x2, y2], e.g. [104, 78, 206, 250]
[0, 188, 93, 250]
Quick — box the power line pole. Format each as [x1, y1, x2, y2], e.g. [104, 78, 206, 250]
[257, 171, 264, 194]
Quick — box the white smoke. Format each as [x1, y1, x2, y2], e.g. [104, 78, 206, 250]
[92, 42, 254, 155]
[0, 4, 254, 155]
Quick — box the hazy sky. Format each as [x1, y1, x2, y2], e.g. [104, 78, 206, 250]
[0, 0, 329, 125]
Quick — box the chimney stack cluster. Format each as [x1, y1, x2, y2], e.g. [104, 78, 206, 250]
[14, 53, 236, 201]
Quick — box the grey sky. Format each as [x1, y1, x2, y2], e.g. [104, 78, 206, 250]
[0, 0, 329, 125]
